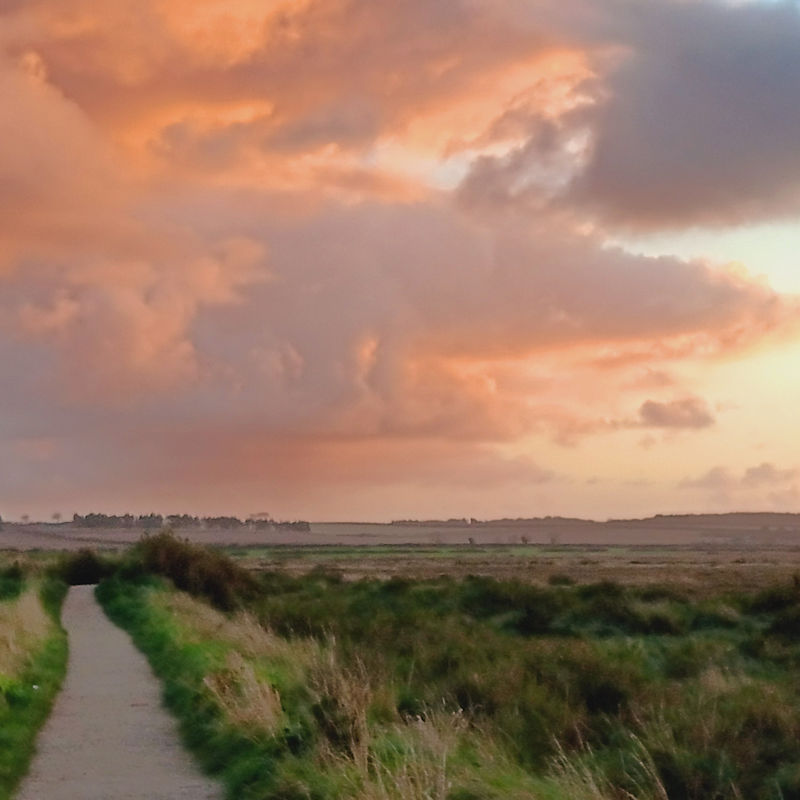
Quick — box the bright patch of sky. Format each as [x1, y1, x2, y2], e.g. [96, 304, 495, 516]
[614, 222, 800, 294]
[364, 140, 477, 191]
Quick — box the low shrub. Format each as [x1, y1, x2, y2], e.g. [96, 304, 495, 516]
[134, 532, 259, 611]
[768, 606, 800, 639]
[0, 565, 23, 602]
[749, 583, 800, 614]
[55, 549, 116, 585]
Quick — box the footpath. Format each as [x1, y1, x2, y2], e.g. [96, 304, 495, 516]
[15, 584, 221, 800]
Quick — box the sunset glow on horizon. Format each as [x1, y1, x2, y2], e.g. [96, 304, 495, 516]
[2, 0, 800, 522]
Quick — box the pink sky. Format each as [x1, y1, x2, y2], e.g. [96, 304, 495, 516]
[2, 0, 800, 521]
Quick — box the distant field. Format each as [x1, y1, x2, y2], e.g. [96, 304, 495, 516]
[3, 511, 800, 551]
[228, 543, 800, 598]
[4, 515, 800, 598]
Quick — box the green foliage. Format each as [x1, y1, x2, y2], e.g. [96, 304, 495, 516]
[0, 564, 24, 602]
[53, 549, 117, 586]
[38, 577, 68, 619]
[134, 531, 258, 611]
[749, 584, 800, 614]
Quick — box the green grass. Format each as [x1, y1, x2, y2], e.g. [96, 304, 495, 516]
[0, 576, 68, 800]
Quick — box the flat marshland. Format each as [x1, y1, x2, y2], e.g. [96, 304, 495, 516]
[77, 533, 800, 799]
[229, 541, 800, 598]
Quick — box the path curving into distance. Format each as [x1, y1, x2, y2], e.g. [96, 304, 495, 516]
[15, 584, 221, 800]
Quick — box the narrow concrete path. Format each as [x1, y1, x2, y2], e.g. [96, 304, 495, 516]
[15, 585, 222, 800]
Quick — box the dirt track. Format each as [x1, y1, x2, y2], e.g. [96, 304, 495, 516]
[15, 585, 221, 800]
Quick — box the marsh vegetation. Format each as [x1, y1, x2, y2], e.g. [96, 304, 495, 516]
[88, 533, 800, 799]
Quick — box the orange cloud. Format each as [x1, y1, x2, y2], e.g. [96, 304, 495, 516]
[2, 0, 800, 518]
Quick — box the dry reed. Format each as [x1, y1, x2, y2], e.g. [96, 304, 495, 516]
[202, 650, 283, 733]
[0, 588, 50, 679]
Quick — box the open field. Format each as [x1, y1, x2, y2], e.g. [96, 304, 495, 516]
[3, 512, 800, 552]
[5, 514, 800, 599]
[230, 543, 800, 598]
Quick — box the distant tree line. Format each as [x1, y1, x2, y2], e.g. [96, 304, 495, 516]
[71, 513, 309, 532]
[390, 518, 471, 526]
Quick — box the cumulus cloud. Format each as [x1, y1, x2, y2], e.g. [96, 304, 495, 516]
[1, 0, 800, 516]
[680, 466, 736, 492]
[455, 1, 800, 229]
[569, 1, 800, 228]
[742, 462, 798, 488]
[681, 463, 798, 493]
[637, 397, 715, 430]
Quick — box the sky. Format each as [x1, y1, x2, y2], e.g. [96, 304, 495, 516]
[2, 0, 800, 522]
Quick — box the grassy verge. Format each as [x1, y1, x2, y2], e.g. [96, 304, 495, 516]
[0, 574, 68, 799]
[97, 575, 287, 798]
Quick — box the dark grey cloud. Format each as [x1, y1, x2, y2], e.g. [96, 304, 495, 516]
[459, 0, 800, 229]
[638, 396, 715, 429]
[570, 0, 800, 228]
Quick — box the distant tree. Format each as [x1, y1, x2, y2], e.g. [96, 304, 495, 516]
[52, 512, 62, 523]
[167, 514, 201, 528]
[20, 514, 29, 524]
[203, 516, 243, 529]
[274, 520, 310, 532]
[246, 517, 274, 530]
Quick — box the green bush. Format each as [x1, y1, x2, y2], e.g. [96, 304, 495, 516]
[55, 549, 116, 585]
[0, 564, 24, 601]
[134, 531, 258, 611]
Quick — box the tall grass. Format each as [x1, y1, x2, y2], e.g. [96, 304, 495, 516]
[0, 575, 68, 799]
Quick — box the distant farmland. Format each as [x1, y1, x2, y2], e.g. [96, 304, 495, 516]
[2, 512, 800, 551]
